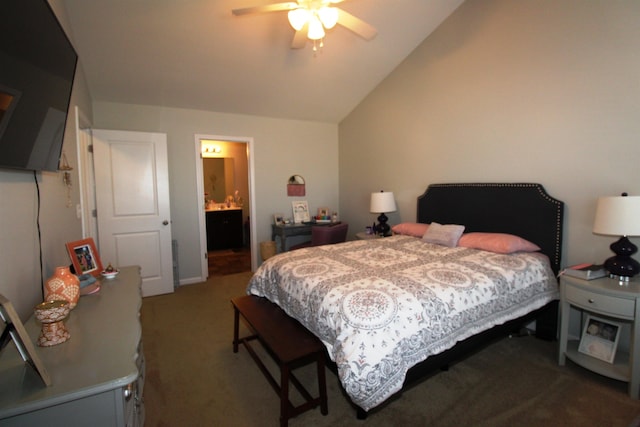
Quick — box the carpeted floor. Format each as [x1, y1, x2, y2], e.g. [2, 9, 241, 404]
[140, 272, 640, 426]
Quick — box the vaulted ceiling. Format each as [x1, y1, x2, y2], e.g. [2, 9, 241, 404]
[61, 0, 463, 123]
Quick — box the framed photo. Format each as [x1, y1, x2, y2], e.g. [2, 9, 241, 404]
[66, 238, 103, 277]
[292, 200, 310, 224]
[273, 213, 284, 225]
[578, 314, 621, 364]
[0, 294, 51, 386]
[317, 207, 330, 218]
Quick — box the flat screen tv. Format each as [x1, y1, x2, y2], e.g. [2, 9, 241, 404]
[0, 0, 78, 172]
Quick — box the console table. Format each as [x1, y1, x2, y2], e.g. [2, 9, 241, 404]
[0, 266, 145, 426]
[271, 224, 312, 253]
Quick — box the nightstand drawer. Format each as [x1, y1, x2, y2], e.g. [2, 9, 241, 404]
[565, 284, 635, 318]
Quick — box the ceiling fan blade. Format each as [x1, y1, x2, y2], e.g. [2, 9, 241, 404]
[336, 8, 377, 40]
[232, 2, 298, 16]
[291, 24, 308, 49]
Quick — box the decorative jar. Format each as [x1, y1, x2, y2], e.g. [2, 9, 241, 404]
[34, 300, 71, 346]
[44, 266, 80, 309]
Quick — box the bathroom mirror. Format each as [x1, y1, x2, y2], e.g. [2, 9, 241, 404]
[203, 158, 235, 204]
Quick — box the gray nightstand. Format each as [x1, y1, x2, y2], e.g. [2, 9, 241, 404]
[355, 232, 380, 240]
[558, 274, 640, 398]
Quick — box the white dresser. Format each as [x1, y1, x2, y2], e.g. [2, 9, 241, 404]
[0, 266, 144, 426]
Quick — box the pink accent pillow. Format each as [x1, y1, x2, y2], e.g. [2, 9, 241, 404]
[392, 222, 429, 237]
[458, 233, 541, 254]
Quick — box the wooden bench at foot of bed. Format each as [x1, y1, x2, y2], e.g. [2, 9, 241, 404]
[231, 295, 328, 427]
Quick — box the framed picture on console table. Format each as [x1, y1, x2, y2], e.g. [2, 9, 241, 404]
[66, 237, 103, 278]
[578, 314, 621, 364]
[0, 294, 51, 386]
[317, 207, 330, 218]
[292, 201, 310, 224]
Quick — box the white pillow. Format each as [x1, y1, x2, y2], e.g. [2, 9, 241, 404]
[422, 222, 465, 247]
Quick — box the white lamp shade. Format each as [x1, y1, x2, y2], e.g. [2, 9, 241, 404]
[318, 7, 338, 29]
[288, 8, 309, 31]
[593, 196, 640, 236]
[370, 191, 397, 213]
[307, 15, 325, 40]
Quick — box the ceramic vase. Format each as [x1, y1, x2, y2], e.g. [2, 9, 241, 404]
[44, 266, 80, 309]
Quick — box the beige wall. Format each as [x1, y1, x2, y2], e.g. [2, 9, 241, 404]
[93, 102, 339, 282]
[0, 1, 92, 319]
[6, 0, 638, 319]
[339, 0, 640, 268]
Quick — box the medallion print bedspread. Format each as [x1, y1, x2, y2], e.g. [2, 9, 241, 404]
[247, 235, 559, 411]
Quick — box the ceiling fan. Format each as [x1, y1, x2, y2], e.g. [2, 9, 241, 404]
[232, 0, 377, 50]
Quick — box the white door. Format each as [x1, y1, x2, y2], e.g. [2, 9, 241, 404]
[93, 129, 174, 297]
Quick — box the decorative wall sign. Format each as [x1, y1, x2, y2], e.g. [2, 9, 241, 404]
[287, 175, 305, 197]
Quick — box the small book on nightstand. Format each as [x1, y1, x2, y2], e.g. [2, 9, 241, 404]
[561, 263, 607, 280]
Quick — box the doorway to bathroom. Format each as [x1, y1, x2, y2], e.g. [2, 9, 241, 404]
[195, 135, 256, 279]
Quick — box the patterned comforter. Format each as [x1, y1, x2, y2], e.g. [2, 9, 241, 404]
[247, 235, 559, 411]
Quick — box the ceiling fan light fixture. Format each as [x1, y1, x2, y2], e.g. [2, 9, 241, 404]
[307, 15, 325, 40]
[318, 7, 338, 29]
[287, 8, 309, 31]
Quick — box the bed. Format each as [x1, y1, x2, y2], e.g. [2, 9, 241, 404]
[247, 183, 564, 416]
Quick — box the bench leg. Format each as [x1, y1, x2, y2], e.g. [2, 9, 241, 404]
[317, 353, 328, 415]
[232, 306, 239, 353]
[280, 363, 290, 427]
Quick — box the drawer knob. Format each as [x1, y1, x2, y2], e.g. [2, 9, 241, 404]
[124, 383, 134, 400]
[588, 298, 594, 304]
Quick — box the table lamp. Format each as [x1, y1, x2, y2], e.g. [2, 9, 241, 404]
[593, 193, 640, 281]
[370, 191, 397, 237]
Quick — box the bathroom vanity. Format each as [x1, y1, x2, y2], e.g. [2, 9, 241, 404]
[206, 208, 243, 251]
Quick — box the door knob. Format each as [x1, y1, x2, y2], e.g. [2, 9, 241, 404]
[163, 220, 169, 226]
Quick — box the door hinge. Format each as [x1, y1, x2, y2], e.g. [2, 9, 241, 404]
[87, 144, 94, 153]
[92, 209, 97, 218]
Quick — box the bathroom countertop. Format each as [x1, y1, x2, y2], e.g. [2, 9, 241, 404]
[205, 207, 242, 212]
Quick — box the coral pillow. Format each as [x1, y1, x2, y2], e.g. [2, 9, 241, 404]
[458, 233, 541, 254]
[392, 222, 429, 237]
[422, 222, 465, 247]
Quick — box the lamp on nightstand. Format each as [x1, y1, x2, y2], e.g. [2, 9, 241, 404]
[593, 193, 640, 281]
[370, 191, 397, 237]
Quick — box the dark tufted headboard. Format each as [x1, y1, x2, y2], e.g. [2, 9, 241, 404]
[417, 183, 564, 275]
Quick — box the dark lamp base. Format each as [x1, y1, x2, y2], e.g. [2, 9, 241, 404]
[604, 236, 640, 280]
[376, 213, 390, 237]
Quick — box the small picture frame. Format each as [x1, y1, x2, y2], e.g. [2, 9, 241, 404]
[273, 213, 284, 225]
[317, 207, 330, 218]
[66, 238, 103, 278]
[0, 294, 51, 386]
[578, 314, 621, 364]
[292, 200, 310, 224]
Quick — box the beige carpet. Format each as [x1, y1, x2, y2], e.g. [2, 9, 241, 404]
[141, 272, 640, 426]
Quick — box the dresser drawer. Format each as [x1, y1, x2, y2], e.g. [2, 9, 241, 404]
[565, 284, 635, 318]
